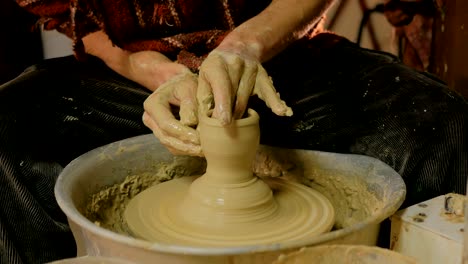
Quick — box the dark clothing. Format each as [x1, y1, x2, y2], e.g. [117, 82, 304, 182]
[1, 33, 467, 263]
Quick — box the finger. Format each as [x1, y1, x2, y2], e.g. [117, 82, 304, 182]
[167, 145, 203, 157]
[233, 61, 257, 119]
[143, 111, 202, 156]
[201, 54, 233, 125]
[253, 65, 293, 116]
[142, 111, 156, 131]
[170, 76, 198, 126]
[144, 93, 199, 144]
[178, 95, 198, 126]
[227, 55, 243, 97]
[197, 73, 214, 118]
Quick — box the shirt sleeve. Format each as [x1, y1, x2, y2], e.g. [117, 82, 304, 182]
[15, 0, 103, 59]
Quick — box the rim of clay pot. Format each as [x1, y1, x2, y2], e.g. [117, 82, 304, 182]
[55, 134, 406, 256]
[200, 108, 259, 127]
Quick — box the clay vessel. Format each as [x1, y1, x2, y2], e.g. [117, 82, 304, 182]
[124, 108, 334, 245]
[179, 109, 276, 226]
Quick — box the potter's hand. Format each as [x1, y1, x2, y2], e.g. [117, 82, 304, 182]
[143, 70, 203, 156]
[197, 45, 293, 125]
[82, 33, 202, 155]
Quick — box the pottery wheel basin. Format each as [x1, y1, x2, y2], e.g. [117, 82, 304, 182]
[54, 134, 406, 264]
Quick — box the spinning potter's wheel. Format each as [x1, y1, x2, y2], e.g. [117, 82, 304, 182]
[124, 109, 335, 247]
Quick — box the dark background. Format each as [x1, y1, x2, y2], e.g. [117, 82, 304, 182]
[0, 1, 43, 85]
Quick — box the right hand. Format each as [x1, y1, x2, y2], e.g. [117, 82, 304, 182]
[197, 47, 293, 125]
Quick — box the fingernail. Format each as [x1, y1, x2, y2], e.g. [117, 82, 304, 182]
[276, 103, 293, 117]
[285, 106, 293, 116]
[221, 112, 231, 125]
[181, 111, 197, 126]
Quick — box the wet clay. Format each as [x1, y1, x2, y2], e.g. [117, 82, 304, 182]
[124, 109, 335, 246]
[85, 143, 384, 239]
[441, 193, 466, 223]
[84, 156, 206, 235]
[252, 147, 384, 229]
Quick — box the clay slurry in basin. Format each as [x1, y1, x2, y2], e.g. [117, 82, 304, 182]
[124, 109, 335, 247]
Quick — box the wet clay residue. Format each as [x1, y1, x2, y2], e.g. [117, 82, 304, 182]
[84, 156, 206, 236]
[441, 192, 466, 223]
[84, 146, 390, 238]
[303, 171, 383, 229]
[253, 147, 385, 229]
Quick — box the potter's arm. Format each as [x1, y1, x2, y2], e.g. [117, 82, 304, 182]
[218, 0, 338, 62]
[82, 31, 191, 92]
[14, 0, 190, 92]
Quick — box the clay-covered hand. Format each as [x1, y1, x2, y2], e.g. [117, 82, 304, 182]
[143, 70, 203, 156]
[197, 46, 293, 125]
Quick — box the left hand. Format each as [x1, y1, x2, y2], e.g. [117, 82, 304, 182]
[197, 43, 293, 125]
[143, 70, 202, 156]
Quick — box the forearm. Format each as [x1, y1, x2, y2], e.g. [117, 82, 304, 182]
[219, 0, 337, 62]
[83, 31, 187, 91]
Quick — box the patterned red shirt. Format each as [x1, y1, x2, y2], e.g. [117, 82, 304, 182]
[16, 0, 270, 66]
